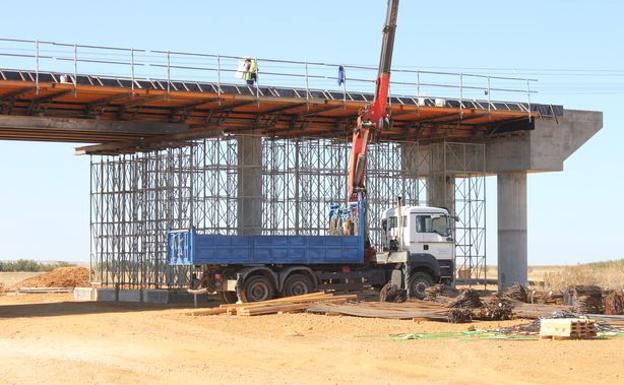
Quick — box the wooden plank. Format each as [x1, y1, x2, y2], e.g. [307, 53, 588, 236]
[185, 307, 228, 316]
[219, 292, 332, 309]
[231, 294, 357, 315]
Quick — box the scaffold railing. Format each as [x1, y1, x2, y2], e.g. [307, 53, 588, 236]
[0, 37, 537, 120]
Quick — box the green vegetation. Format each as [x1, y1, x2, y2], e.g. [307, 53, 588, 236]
[0, 259, 74, 272]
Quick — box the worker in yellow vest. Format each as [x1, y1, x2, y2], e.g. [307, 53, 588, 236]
[243, 58, 258, 86]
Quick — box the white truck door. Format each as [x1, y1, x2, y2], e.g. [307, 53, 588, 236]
[407, 213, 454, 260]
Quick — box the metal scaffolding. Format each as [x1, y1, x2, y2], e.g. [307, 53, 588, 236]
[90, 136, 486, 289]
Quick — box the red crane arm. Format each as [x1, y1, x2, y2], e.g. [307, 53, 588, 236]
[347, 0, 399, 201]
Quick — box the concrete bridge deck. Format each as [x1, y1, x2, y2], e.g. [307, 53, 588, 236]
[0, 68, 561, 155]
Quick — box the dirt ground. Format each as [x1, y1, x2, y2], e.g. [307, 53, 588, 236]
[0, 272, 42, 288]
[0, 293, 622, 385]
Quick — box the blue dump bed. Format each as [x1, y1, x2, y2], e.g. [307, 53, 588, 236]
[167, 231, 364, 265]
[168, 197, 366, 266]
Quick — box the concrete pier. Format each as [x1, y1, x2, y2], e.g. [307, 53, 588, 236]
[237, 135, 263, 235]
[497, 172, 528, 289]
[427, 175, 455, 216]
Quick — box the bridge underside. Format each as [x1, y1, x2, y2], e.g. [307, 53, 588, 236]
[0, 69, 562, 155]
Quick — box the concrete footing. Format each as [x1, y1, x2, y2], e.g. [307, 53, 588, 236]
[143, 289, 169, 304]
[118, 289, 142, 302]
[73, 287, 95, 302]
[95, 288, 117, 302]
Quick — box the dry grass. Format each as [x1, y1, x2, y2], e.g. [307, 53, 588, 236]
[0, 272, 42, 288]
[542, 260, 624, 291]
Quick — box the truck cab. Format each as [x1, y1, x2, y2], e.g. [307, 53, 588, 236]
[376, 204, 455, 298]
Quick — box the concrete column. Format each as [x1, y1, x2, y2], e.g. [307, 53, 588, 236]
[237, 136, 263, 235]
[427, 175, 455, 216]
[497, 172, 527, 290]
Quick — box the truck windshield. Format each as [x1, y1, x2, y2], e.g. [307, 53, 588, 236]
[415, 215, 450, 237]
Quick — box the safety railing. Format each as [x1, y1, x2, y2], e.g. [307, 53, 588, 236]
[0, 37, 537, 119]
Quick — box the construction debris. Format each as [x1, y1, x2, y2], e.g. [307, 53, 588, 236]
[447, 308, 473, 323]
[479, 295, 514, 321]
[527, 288, 564, 305]
[423, 284, 459, 304]
[189, 292, 357, 316]
[565, 285, 604, 314]
[379, 283, 406, 303]
[503, 283, 528, 303]
[604, 290, 624, 315]
[448, 289, 483, 309]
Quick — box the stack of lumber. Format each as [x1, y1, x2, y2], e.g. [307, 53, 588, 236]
[189, 292, 357, 316]
[308, 300, 450, 321]
[539, 318, 597, 339]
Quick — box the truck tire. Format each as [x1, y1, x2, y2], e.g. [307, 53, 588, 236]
[220, 291, 238, 304]
[408, 272, 434, 300]
[282, 274, 315, 297]
[242, 275, 275, 302]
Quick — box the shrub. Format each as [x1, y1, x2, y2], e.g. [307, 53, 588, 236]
[0, 259, 74, 272]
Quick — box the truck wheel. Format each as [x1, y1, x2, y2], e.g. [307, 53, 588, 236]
[220, 291, 238, 304]
[243, 275, 275, 302]
[408, 272, 433, 300]
[282, 274, 315, 297]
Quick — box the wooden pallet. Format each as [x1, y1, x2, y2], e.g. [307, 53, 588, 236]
[539, 318, 597, 339]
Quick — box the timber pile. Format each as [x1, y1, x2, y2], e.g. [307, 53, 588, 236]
[189, 292, 358, 316]
[307, 300, 450, 321]
[539, 318, 597, 339]
[448, 289, 483, 309]
[503, 283, 528, 303]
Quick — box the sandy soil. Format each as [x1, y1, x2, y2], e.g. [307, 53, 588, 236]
[0, 294, 622, 385]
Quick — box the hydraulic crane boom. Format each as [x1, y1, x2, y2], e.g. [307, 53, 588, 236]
[347, 0, 399, 202]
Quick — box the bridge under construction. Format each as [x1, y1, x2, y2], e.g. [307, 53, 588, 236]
[0, 37, 602, 289]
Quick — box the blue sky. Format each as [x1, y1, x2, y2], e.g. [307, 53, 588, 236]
[0, 0, 622, 264]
